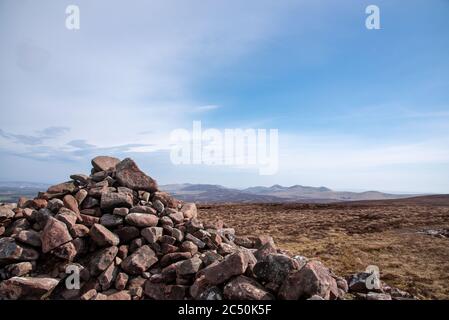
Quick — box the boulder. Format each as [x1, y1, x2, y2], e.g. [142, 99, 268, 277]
[144, 282, 187, 300]
[47, 199, 64, 213]
[115, 158, 158, 192]
[5, 218, 30, 237]
[141, 227, 163, 244]
[234, 236, 255, 249]
[160, 252, 191, 267]
[4, 262, 34, 277]
[121, 245, 158, 275]
[115, 272, 129, 290]
[51, 240, 78, 261]
[176, 256, 203, 276]
[100, 214, 123, 228]
[152, 192, 178, 208]
[15, 230, 42, 247]
[89, 246, 118, 276]
[130, 206, 157, 214]
[0, 276, 59, 300]
[199, 251, 223, 266]
[75, 189, 88, 206]
[91, 156, 120, 172]
[153, 200, 164, 213]
[113, 207, 129, 217]
[56, 209, 78, 228]
[252, 235, 275, 249]
[185, 234, 206, 249]
[253, 254, 299, 290]
[125, 213, 158, 228]
[80, 289, 97, 301]
[0, 237, 39, 267]
[200, 251, 248, 285]
[101, 192, 133, 210]
[185, 218, 203, 234]
[169, 212, 184, 224]
[70, 174, 90, 185]
[254, 241, 277, 261]
[171, 228, 184, 242]
[0, 206, 15, 221]
[40, 217, 73, 253]
[278, 261, 340, 300]
[224, 275, 274, 300]
[63, 194, 80, 216]
[189, 275, 210, 299]
[81, 197, 100, 210]
[79, 214, 99, 227]
[180, 241, 198, 255]
[115, 226, 140, 243]
[98, 263, 119, 291]
[181, 203, 197, 219]
[26, 199, 48, 210]
[47, 181, 76, 194]
[90, 224, 120, 247]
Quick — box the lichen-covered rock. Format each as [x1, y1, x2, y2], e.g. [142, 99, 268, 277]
[0, 277, 59, 300]
[253, 253, 299, 290]
[224, 275, 274, 300]
[91, 156, 120, 172]
[89, 246, 118, 276]
[125, 213, 158, 228]
[3, 262, 34, 278]
[100, 192, 133, 210]
[278, 261, 340, 300]
[121, 245, 158, 275]
[199, 251, 249, 285]
[115, 158, 158, 192]
[89, 224, 120, 247]
[41, 217, 73, 253]
[0, 206, 15, 221]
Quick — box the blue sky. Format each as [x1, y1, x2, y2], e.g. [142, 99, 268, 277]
[0, 0, 448, 193]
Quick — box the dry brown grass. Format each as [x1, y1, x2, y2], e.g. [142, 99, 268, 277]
[198, 203, 449, 299]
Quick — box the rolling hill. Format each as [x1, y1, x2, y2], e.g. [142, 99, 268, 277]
[161, 183, 417, 203]
[0, 181, 423, 204]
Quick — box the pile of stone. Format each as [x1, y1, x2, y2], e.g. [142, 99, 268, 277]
[0, 156, 411, 300]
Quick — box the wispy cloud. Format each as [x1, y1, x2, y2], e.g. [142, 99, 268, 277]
[1, 140, 154, 163]
[193, 105, 220, 112]
[0, 126, 70, 145]
[67, 139, 96, 149]
[38, 126, 70, 137]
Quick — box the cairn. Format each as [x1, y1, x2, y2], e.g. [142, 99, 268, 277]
[0, 156, 412, 300]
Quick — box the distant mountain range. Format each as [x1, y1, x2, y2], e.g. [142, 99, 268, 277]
[0, 181, 420, 204]
[160, 183, 418, 203]
[0, 181, 50, 189]
[0, 182, 50, 203]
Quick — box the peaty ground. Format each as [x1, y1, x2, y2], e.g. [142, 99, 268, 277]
[198, 200, 449, 299]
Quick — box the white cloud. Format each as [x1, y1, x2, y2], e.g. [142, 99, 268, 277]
[0, 0, 295, 153]
[193, 105, 220, 112]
